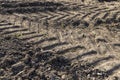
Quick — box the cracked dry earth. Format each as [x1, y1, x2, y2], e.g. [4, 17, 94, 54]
[0, 0, 120, 80]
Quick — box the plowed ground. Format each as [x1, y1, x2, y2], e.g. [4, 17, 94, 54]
[0, 1, 120, 80]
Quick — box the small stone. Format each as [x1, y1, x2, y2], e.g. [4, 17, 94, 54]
[92, 77, 95, 80]
[87, 74, 90, 77]
[48, 67, 51, 70]
[17, 77, 22, 80]
[61, 75, 66, 79]
[97, 72, 102, 76]
[25, 44, 31, 48]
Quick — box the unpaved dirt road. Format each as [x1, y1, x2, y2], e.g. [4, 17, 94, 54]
[0, 0, 120, 80]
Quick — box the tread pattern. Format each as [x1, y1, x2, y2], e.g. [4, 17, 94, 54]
[0, 1, 120, 30]
[0, 21, 120, 80]
[0, 1, 120, 80]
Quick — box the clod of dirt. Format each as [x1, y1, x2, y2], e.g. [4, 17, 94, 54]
[48, 56, 71, 71]
[27, 50, 34, 56]
[35, 51, 54, 62]
[87, 69, 108, 78]
[106, 18, 114, 24]
[94, 18, 104, 26]
[4, 36, 12, 40]
[95, 36, 107, 42]
[69, 62, 108, 80]
[72, 20, 81, 27]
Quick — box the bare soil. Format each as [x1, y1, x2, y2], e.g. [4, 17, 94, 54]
[0, 0, 120, 80]
[0, 35, 110, 80]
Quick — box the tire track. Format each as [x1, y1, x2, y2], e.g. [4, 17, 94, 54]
[0, 1, 120, 79]
[2, 1, 119, 28]
[0, 19, 119, 80]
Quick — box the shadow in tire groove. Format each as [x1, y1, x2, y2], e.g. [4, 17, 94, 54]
[21, 32, 36, 36]
[42, 42, 68, 50]
[55, 45, 85, 54]
[1, 1, 63, 8]
[32, 37, 57, 45]
[113, 43, 120, 47]
[91, 12, 101, 20]
[70, 50, 97, 61]
[102, 12, 109, 19]
[0, 26, 20, 31]
[81, 13, 92, 20]
[106, 64, 120, 76]
[21, 34, 45, 41]
[0, 1, 81, 14]
[86, 56, 114, 67]
[2, 28, 28, 35]
[0, 23, 12, 26]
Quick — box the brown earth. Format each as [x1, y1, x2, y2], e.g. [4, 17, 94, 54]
[0, 34, 109, 80]
[0, 0, 120, 80]
[0, 0, 120, 29]
[0, 21, 120, 80]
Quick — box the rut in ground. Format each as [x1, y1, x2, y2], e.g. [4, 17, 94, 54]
[0, 1, 120, 30]
[0, 1, 120, 80]
[0, 19, 120, 80]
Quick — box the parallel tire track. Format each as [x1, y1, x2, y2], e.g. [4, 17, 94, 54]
[1, 1, 120, 29]
[0, 21, 119, 80]
[0, 1, 120, 80]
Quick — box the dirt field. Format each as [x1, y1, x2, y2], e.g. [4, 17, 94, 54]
[0, 0, 120, 80]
